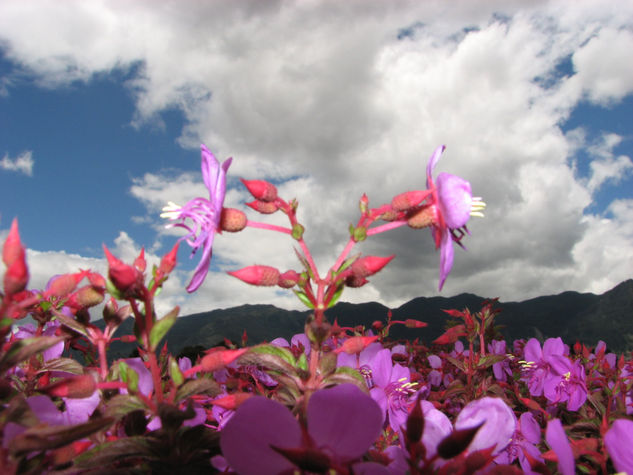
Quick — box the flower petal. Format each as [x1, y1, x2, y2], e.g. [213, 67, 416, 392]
[438, 228, 454, 290]
[454, 397, 515, 455]
[436, 172, 472, 229]
[201, 144, 220, 194]
[308, 384, 382, 461]
[545, 418, 574, 475]
[185, 232, 215, 293]
[426, 145, 445, 189]
[605, 419, 633, 474]
[220, 396, 301, 475]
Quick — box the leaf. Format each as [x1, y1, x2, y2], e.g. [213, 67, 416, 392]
[0, 336, 65, 373]
[39, 357, 84, 375]
[293, 289, 315, 309]
[53, 312, 89, 337]
[169, 357, 184, 387]
[10, 417, 113, 455]
[73, 436, 152, 469]
[475, 354, 507, 370]
[175, 378, 221, 403]
[322, 366, 367, 392]
[433, 324, 466, 345]
[445, 356, 466, 372]
[326, 283, 345, 309]
[149, 306, 179, 350]
[104, 394, 147, 419]
[243, 344, 297, 369]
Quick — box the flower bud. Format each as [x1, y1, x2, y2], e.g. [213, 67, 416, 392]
[228, 265, 280, 286]
[277, 270, 300, 288]
[43, 271, 88, 299]
[345, 275, 368, 288]
[2, 218, 29, 295]
[2, 218, 25, 267]
[103, 245, 144, 295]
[133, 247, 146, 272]
[200, 348, 248, 372]
[405, 319, 428, 329]
[220, 208, 247, 232]
[392, 190, 430, 211]
[158, 242, 180, 276]
[437, 423, 484, 459]
[246, 200, 279, 214]
[350, 255, 395, 278]
[209, 392, 252, 410]
[42, 374, 97, 399]
[407, 205, 438, 229]
[70, 284, 105, 308]
[335, 335, 379, 354]
[240, 179, 278, 202]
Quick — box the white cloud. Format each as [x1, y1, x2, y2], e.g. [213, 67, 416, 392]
[1, 0, 633, 311]
[0, 150, 33, 176]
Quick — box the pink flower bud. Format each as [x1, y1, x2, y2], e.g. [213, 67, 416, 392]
[350, 255, 395, 278]
[407, 205, 438, 229]
[2, 219, 29, 295]
[246, 200, 279, 214]
[133, 247, 146, 272]
[42, 374, 97, 399]
[405, 319, 428, 329]
[158, 242, 180, 276]
[44, 271, 88, 298]
[103, 245, 144, 294]
[335, 335, 379, 354]
[200, 348, 247, 372]
[209, 392, 252, 410]
[277, 270, 300, 288]
[228, 265, 280, 286]
[220, 208, 247, 232]
[69, 284, 105, 308]
[240, 179, 278, 202]
[391, 190, 429, 211]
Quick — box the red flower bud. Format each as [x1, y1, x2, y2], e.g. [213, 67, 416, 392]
[240, 179, 278, 202]
[277, 270, 300, 288]
[220, 208, 247, 232]
[133, 247, 146, 272]
[335, 335, 379, 354]
[209, 392, 252, 410]
[200, 348, 247, 372]
[405, 319, 428, 328]
[228, 265, 280, 286]
[246, 200, 279, 214]
[350, 255, 395, 278]
[391, 190, 431, 211]
[407, 205, 438, 229]
[103, 245, 144, 294]
[158, 242, 180, 276]
[2, 218, 29, 295]
[42, 374, 97, 399]
[69, 284, 105, 308]
[44, 271, 88, 298]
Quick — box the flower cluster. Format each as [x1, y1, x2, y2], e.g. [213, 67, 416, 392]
[1, 145, 631, 474]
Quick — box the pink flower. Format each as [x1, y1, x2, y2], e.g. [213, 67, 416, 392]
[161, 144, 232, 292]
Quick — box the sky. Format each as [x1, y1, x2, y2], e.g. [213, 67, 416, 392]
[1, 0, 633, 320]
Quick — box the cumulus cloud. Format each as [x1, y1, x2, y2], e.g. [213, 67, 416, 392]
[1, 0, 633, 312]
[0, 150, 33, 176]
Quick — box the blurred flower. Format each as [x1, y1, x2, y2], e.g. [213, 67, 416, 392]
[220, 384, 383, 475]
[454, 397, 516, 456]
[161, 144, 232, 292]
[488, 339, 512, 382]
[545, 418, 574, 475]
[605, 419, 633, 474]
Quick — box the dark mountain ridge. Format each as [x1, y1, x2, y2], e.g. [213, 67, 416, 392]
[98, 279, 633, 360]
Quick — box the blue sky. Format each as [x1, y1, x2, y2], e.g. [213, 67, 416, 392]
[1, 1, 633, 318]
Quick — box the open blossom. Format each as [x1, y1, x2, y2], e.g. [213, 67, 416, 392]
[161, 144, 232, 292]
[220, 384, 384, 474]
[605, 419, 633, 474]
[422, 145, 485, 290]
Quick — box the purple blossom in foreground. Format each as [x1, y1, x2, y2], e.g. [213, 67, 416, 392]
[220, 384, 384, 475]
[520, 337, 567, 398]
[605, 419, 633, 474]
[161, 144, 232, 292]
[545, 418, 574, 475]
[496, 412, 543, 473]
[425, 145, 485, 290]
[546, 355, 587, 411]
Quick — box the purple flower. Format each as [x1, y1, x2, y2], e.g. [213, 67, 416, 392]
[454, 397, 516, 456]
[161, 144, 232, 292]
[496, 412, 543, 473]
[488, 339, 512, 382]
[605, 419, 633, 474]
[520, 337, 567, 397]
[545, 418, 574, 475]
[425, 145, 485, 290]
[545, 356, 587, 411]
[220, 384, 383, 474]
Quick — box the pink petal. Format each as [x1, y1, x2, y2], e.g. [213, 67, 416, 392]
[545, 418, 574, 475]
[436, 172, 472, 229]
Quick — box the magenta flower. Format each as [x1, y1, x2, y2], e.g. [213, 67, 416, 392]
[425, 145, 485, 290]
[545, 418, 574, 475]
[520, 337, 567, 398]
[605, 419, 633, 474]
[161, 144, 232, 292]
[545, 356, 587, 411]
[219, 384, 384, 474]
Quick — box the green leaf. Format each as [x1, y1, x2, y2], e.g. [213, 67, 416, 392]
[323, 366, 368, 392]
[105, 277, 124, 300]
[175, 378, 221, 403]
[149, 306, 179, 350]
[39, 357, 84, 375]
[169, 357, 184, 387]
[296, 352, 308, 372]
[0, 336, 65, 374]
[246, 344, 296, 367]
[293, 289, 315, 309]
[73, 436, 152, 469]
[327, 283, 345, 309]
[475, 354, 507, 370]
[118, 361, 139, 393]
[53, 312, 89, 337]
[318, 352, 338, 378]
[104, 394, 147, 419]
[445, 355, 466, 372]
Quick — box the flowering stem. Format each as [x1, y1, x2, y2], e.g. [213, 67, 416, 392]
[366, 219, 408, 236]
[245, 220, 292, 235]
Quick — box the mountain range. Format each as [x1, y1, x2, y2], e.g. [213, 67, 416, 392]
[97, 279, 633, 361]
